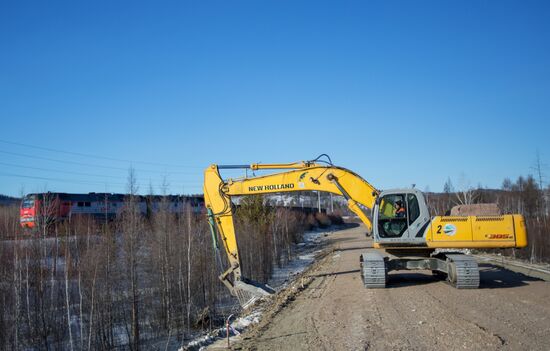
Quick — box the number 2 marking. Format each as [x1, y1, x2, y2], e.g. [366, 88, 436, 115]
[437, 225, 442, 234]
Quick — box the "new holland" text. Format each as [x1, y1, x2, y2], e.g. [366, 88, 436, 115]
[248, 184, 295, 192]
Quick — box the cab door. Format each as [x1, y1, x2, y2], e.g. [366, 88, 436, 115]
[374, 190, 430, 245]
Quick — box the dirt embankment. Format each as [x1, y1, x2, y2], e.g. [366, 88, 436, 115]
[222, 224, 550, 351]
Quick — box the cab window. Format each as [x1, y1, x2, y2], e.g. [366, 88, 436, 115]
[377, 194, 408, 238]
[22, 199, 34, 209]
[407, 194, 420, 224]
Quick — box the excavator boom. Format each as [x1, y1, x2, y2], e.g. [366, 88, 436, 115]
[203, 160, 378, 305]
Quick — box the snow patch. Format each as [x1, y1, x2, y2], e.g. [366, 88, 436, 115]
[179, 309, 263, 351]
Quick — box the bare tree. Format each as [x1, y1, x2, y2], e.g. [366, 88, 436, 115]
[455, 174, 478, 205]
[121, 167, 142, 351]
[186, 203, 192, 337]
[531, 150, 547, 191]
[64, 223, 74, 351]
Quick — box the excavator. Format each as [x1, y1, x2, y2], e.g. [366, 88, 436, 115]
[203, 155, 528, 307]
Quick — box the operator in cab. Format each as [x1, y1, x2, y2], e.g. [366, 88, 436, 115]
[395, 200, 406, 218]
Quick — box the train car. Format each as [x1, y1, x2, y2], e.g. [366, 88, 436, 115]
[20, 192, 204, 229]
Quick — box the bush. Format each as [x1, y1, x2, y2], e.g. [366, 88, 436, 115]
[328, 213, 344, 225]
[314, 212, 332, 228]
[0, 205, 21, 239]
[306, 213, 319, 229]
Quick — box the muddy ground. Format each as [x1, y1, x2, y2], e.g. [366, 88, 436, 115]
[223, 224, 550, 351]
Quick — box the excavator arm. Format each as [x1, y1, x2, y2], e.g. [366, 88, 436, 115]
[203, 158, 379, 306]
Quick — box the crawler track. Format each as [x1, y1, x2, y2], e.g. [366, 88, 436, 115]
[446, 254, 480, 289]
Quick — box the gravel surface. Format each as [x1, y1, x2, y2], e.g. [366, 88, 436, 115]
[230, 224, 550, 351]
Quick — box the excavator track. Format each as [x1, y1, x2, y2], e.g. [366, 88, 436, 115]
[361, 252, 387, 288]
[445, 254, 480, 289]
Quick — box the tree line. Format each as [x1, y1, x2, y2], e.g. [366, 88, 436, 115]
[0, 190, 324, 350]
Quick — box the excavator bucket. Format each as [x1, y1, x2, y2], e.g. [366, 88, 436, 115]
[234, 278, 275, 308]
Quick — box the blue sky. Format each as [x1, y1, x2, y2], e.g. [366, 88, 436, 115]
[1, 1, 549, 197]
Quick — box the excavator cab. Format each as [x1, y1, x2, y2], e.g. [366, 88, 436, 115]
[373, 189, 431, 246]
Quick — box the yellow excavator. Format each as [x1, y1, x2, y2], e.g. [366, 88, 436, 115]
[203, 155, 528, 306]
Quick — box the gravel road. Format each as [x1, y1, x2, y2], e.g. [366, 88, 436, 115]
[234, 224, 550, 351]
